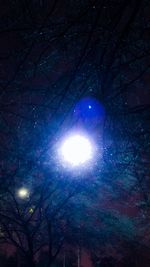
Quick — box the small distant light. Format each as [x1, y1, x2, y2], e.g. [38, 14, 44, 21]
[29, 207, 34, 213]
[17, 188, 29, 199]
[88, 105, 92, 109]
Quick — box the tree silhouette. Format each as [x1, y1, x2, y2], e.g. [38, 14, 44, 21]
[0, 0, 149, 266]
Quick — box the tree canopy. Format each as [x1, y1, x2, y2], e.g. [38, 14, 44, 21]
[0, 0, 150, 266]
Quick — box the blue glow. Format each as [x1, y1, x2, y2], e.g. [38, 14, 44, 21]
[74, 97, 105, 128]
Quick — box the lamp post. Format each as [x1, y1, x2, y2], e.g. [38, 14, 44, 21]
[58, 132, 95, 267]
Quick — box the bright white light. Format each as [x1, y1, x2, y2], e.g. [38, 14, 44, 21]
[17, 188, 29, 199]
[88, 105, 92, 109]
[60, 134, 93, 167]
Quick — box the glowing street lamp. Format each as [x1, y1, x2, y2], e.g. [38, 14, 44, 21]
[17, 187, 29, 199]
[59, 133, 94, 168]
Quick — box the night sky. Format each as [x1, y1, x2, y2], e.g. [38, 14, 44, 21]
[0, 1, 150, 267]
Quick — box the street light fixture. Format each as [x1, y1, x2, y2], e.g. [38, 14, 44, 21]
[59, 133, 94, 168]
